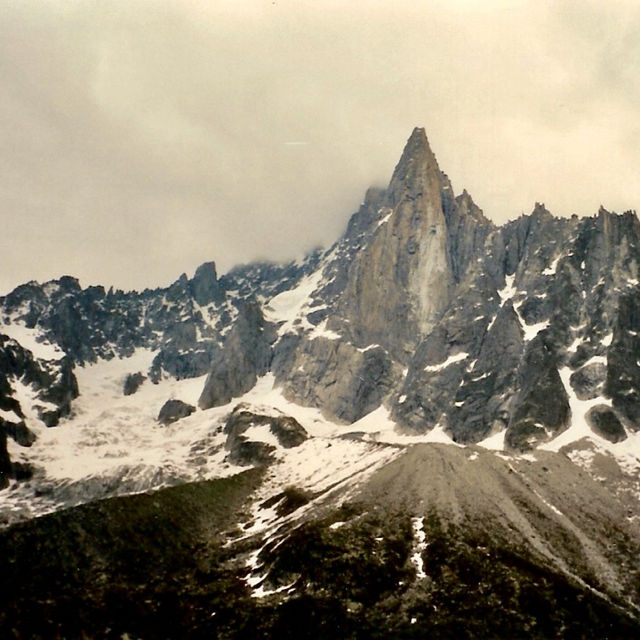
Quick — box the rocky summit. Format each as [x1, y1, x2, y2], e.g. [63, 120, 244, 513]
[1, 128, 640, 637]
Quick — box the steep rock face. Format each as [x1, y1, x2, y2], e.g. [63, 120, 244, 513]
[388, 198, 640, 446]
[506, 336, 570, 451]
[273, 338, 399, 423]
[199, 302, 277, 409]
[266, 129, 497, 425]
[606, 292, 640, 429]
[444, 188, 495, 283]
[450, 302, 524, 442]
[189, 261, 224, 306]
[338, 128, 455, 360]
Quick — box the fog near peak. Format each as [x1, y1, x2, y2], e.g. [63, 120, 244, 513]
[1, 1, 639, 293]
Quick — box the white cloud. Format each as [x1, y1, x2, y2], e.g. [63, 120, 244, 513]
[1, 1, 639, 293]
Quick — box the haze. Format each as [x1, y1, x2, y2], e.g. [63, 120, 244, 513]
[2, 0, 640, 294]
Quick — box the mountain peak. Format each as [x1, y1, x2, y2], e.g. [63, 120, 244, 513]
[399, 127, 436, 164]
[407, 125, 429, 146]
[386, 127, 442, 208]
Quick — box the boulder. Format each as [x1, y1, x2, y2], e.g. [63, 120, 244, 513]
[570, 363, 606, 401]
[157, 399, 196, 425]
[223, 405, 308, 466]
[586, 405, 627, 443]
[123, 372, 146, 396]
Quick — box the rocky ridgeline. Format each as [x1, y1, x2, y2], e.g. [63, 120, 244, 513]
[2, 127, 640, 483]
[0, 256, 320, 480]
[200, 128, 640, 452]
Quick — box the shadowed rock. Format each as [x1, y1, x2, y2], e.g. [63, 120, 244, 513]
[223, 404, 308, 466]
[586, 405, 627, 443]
[157, 399, 196, 425]
[199, 301, 277, 409]
[189, 261, 224, 306]
[506, 336, 570, 451]
[123, 372, 146, 396]
[570, 363, 606, 401]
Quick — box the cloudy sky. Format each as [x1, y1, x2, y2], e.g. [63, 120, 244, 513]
[2, 0, 640, 294]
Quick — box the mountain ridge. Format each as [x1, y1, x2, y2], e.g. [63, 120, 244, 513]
[1, 127, 640, 635]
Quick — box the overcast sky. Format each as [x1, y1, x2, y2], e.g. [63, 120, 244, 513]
[2, 0, 640, 294]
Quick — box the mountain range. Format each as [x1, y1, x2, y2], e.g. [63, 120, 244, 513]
[1, 128, 639, 637]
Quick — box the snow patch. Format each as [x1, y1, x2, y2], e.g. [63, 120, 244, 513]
[376, 209, 393, 227]
[357, 343, 382, 353]
[263, 269, 325, 336]
[410, 517, 428, 579]
[540, 367, 612, 452]
[0, 408, 19, 422]
[521, 319, 549, 342]
[0, 321, 64, 360]
[542, 255, 561, 276]
[423, 351, 469, 372]
[532, 487, 564, 517]
[308, 319, 341, 341]
[497, 274, 516, 304]
[478, 429, 506, 451]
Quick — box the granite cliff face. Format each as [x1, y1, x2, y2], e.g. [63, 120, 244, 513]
[202, 129, 639, 454]
[337, 128, 455, 359]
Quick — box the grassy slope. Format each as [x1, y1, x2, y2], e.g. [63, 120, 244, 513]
[0, 469, 263, 639]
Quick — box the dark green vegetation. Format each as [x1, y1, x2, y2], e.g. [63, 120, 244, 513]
[0, 470, 265, 639]
[249, 506, 640, 639]
[1, 471, 638, 639]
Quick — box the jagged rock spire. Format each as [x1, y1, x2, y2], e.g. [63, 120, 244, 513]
[338, 127, 455, 360]
[386, 127, 442, 207]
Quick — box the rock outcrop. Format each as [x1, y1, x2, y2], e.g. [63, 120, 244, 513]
[199, 302, 277, 409]
[189, 261, 224, 306]
[223, 405, 307, 465]
[157, 399, 196, 425]
[337, 128, 455, 361]
[123, 372, 146, 396]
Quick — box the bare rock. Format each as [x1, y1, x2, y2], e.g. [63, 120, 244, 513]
[570, 363, 606, 401]
[157, 399, 196, 425]
[586, 405, 627, 443]
[189, 261, 224, 306]
[198, 301, 277, 409]
[506, 336, 570, 451]
[123, 372, 146, 396]
[223, 405, 308, 466]
[337, 128, 455, 360]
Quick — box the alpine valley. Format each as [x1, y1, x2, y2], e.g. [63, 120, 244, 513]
[2, 129, 640, 638]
